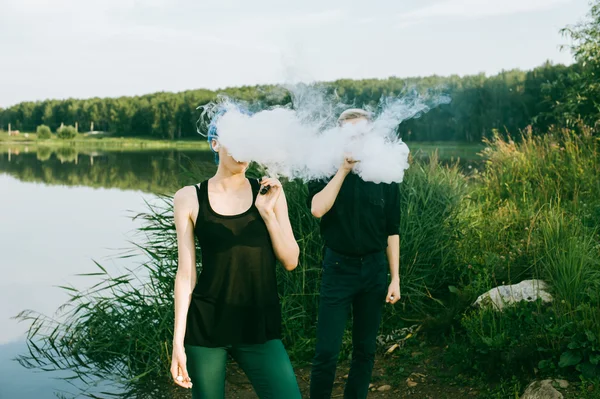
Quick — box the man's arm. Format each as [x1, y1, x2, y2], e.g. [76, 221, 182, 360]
[310, 157, 357, 218]
[386, 235, 400, 303]
[385, 182, 401, 304]
[310, 169, 347, 218]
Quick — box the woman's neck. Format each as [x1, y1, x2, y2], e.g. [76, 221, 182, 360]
[212, 165, 247, 191]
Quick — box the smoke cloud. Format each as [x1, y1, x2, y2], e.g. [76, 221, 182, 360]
[200, 84, 450, 183]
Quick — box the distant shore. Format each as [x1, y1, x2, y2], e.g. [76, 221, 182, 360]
[0, 131, 210, 150]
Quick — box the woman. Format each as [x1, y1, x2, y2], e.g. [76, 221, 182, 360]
[170, 112, 302, 398]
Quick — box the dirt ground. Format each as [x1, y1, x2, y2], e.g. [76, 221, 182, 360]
[223, 359, 484, 399]
[166, 344, 598, 399]
[220, 357, 599, 399]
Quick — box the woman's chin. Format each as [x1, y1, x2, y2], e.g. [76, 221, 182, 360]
[230, 162, 248, 173]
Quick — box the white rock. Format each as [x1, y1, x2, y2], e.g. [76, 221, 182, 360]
[474, 279, 552, 311]
[521, 380, 563, 399]
[378, 385, 392, 392]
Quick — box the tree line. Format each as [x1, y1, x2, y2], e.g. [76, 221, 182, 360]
[1, 1, 598, 142]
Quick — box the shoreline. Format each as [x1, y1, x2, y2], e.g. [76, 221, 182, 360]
[0, 135, 210, 150]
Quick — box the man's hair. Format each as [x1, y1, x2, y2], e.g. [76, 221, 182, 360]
[337, 108, 373, 125]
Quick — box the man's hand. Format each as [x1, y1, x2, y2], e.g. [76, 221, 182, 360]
[340, 154, 360, 174]
[386, 279, 401, 304]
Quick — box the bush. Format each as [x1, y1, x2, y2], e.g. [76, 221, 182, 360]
[457, 298, 600, 381]
[56, 125, 78, 139]
[459, 300, 551, 379]
[36, 125, 52, 139]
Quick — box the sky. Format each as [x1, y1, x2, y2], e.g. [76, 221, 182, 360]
[0, 0, 591, 108]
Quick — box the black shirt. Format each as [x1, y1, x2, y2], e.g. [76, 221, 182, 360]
[184, 178, 281, 347]
[307, 173, 401, 257]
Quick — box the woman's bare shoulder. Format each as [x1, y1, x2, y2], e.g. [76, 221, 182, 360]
[174, 185, 198, 211]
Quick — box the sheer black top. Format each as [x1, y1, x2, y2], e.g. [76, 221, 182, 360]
[184, 178, 281, 347]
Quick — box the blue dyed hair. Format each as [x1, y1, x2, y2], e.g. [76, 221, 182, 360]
[206, 105, 252, 165]
[207, 111, 223, 164]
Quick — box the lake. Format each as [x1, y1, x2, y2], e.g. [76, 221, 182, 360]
[0, 142, 481, 398]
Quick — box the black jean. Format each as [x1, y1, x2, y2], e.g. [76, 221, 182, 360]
[310, 247, 388, 399]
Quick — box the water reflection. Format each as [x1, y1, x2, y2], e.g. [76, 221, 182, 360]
[0, 173, 164, 399]
[0, 146, 217, 194]
[0, 143, 481, 195]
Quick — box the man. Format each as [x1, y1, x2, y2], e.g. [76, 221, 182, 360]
[308, 108, 401, 399]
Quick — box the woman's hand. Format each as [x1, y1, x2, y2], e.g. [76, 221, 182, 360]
[255, 177, 282, 217]
[171, 344, 192, 389]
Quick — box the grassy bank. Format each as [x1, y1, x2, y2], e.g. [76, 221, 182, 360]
[13, 124, 600, 398]
[0, 131, 210, 150]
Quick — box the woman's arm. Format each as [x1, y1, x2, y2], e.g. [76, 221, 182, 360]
[256, 178, 299, 271]
[170, 187, 196, 388]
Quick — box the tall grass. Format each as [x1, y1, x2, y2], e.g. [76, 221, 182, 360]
[459, 124, 600, 289]
[455, 124, 600, 381]
[535, 206, 600, 307]
[391, 153, 468, 322]
[476, 124, 600, 226]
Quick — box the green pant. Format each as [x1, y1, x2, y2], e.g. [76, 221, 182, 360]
[184, 339, 301, 399]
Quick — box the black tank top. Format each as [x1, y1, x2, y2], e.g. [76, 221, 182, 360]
[184, 178, 281, 347]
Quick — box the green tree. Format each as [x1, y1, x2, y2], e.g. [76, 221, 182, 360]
[36, 124, 52, 139]
[56, 125, 78, 139]
[559, 0, 600, 125]
[0, 62, 587, 142]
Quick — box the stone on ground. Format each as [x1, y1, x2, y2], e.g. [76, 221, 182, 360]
[521, 379, 564, 399]
[474, 279, 552, 311]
